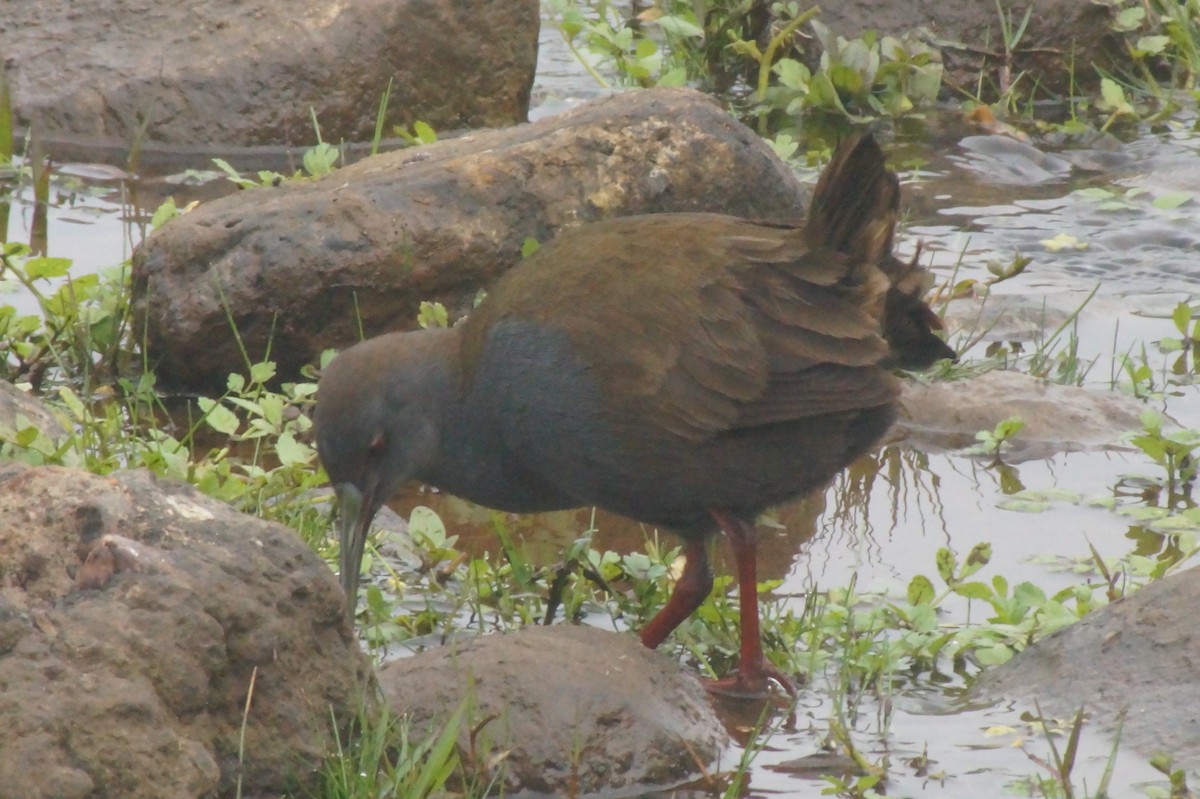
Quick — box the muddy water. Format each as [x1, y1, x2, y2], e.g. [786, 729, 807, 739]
[5, 18, 1200, 796]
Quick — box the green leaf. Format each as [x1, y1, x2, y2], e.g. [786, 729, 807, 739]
[828, 63, 865, 95]
[996, 498, 1052, 512]
[1113, 5, 1145, 30]
[656, 66, 688, 87]
[1148, 513, 1200, 533]
[907, 574, 935, 605]
[1099, 78, 1131, 113]
[57, 387, 87, 422]
[962, 542, 993, 575]
[520, 237, 541, 257]
[768, 133, 799, 161]
[774, 58, 811, 89]
[249, 361, 277, 385]
[288, 381, 318, 399]
[212, 157, 258, 188]
[1153, 192, 1193, 210]
[807, 72, 847, 112]
[557, 7, 584, 39]
[1136, 35, 1170, 55]
[198, 397, 240, 436]
[409, 506, 447, 548]
[1172, 301, 1193, 335]
[24, 256, 73, 280]
[656, 14, 703, 38]
[412, 120, 438, 144]
[1035, 600, 1081, 633]
[418, 301, 449, 329]
[1155, 336, 1181, 352]
[633, 36, 662, 59]
[150, 198, 180, 230]
[994, 416, 1025, 440]
[954, 580, 994, 600]
[1118, 504, 1169, 522]
[935, 547, 956, 584]
[728, 39, 763, 61]
[302, 142, 339, 177]
[257, 393, 284, 428]
[906, 602, 938, 632]
[1013, 581, 1047, 607]
[1003, 487, 1082, 505]
[1074, 187, 1116, 202]
[883, 91, 914, 116]
[275, 430, 312, 466]
[975, 644, 1015, 666]
[224, 395, 262, 416]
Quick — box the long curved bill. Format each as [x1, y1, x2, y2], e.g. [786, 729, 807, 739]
[334, 482, 372, 623]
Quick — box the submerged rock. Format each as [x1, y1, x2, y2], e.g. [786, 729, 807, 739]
[897, 370, 1145, 461]
[974, 566, 1200, 768]
[6, 0, 538, 153]
[0, 464, 370, 799]
[132, 88, 809, 391]
[376, 624, 729, 797]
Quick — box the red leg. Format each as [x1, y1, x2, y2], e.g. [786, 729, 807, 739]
[705, 509, 796, 698]
[640, 538, 712, 650]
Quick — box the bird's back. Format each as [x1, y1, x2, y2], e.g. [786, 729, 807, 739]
[446, 135, 949, 532]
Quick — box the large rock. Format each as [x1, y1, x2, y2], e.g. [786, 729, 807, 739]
[377, 624, 728, 797]
[131, 88, 810, 391]
[974, 566, 1200, 767]
[5, 0, 538, 153]
[0, 464, 370, 799]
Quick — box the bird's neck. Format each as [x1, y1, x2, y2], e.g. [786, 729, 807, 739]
[414, 326, 577, 513]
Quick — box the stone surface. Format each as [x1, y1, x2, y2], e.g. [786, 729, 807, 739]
[897, 370, 1145, 461]
[0, 381, 65, 443]
[131, 88, 810, 391]
[4, 0, 538, 152]
[377, 624, 728, 798]
[974, 566, 1200, 768]
[803, 0, 1119, 96]
[0, 464, 371, 799]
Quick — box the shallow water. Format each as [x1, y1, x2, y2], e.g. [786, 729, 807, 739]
[5, 11, 1200, 797]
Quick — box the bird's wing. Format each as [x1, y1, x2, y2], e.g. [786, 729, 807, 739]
[465, 214, 893, 443]
[462, 135, 913, 443]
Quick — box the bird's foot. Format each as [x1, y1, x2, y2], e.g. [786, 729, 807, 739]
[701, 661, 796, 699]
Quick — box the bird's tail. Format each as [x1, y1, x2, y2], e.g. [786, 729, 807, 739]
[806, 134, 955, 370]
[805, 134, 899, 269]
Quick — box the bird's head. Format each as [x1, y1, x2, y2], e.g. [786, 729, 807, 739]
[314, 330, 451, 620]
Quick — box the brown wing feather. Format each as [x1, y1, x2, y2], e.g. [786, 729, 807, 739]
[461, 134, 933, 444]
[463, 215, 771, 440]
[732, 365, 899, 427]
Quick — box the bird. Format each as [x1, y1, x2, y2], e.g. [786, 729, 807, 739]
[314, 134, 955, 697]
